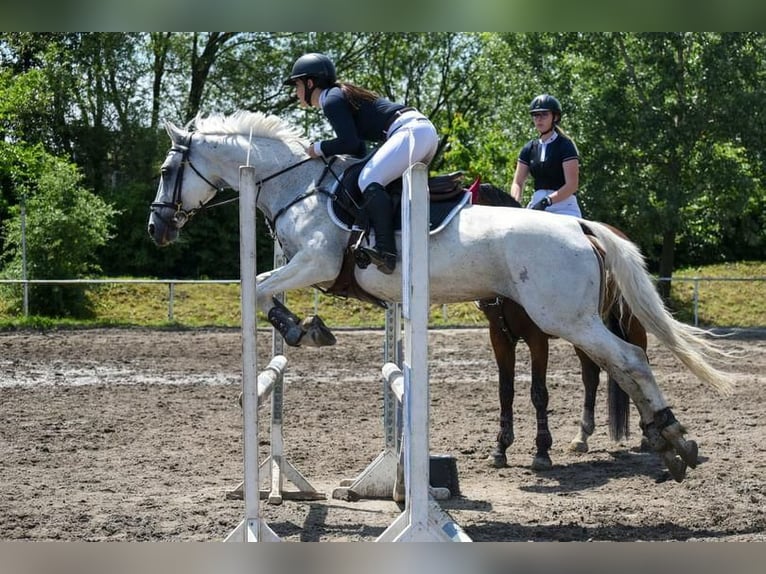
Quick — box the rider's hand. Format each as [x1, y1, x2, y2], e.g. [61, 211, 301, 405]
[305, 143, 321, 159]
[530, 196, 552, 211]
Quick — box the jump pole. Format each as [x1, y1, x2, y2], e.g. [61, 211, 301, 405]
[224, 165, 280, 542]
[376, 163, 470, 542]
[260, 241, 323, 504]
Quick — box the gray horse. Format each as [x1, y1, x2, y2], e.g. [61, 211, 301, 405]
[148, 110, 733, 482]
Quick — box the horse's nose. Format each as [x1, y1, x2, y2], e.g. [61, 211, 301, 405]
[147, 221, 166, 246]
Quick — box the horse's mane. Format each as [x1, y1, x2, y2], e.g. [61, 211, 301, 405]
[191, 110, 306, 144]
[476, 183, 522, 208]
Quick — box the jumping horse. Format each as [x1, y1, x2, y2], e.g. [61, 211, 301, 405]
[148, 110, 732, 482]
[473, 183, 642, 471]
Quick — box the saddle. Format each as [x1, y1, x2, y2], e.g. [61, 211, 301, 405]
[317, 158, 471, 308]
[330, 160, 468, 231]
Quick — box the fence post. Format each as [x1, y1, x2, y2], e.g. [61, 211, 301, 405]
[693, 279, 700, 327]
[168, 282, 175, 322]
[21, 197, 29, 318]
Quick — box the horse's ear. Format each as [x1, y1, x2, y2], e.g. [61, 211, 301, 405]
[163, 119, 183, 144]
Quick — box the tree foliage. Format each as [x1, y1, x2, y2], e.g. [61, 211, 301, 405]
[0, 143, 116, 316]
[0, 32, 763, 310]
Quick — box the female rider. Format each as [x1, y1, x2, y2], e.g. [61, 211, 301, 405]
[509, 94, 582, 217]
[284, 52, 438, 274]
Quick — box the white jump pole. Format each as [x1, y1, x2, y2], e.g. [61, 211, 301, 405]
[225, 165, 280, 542]
[376, 163, 470, 542]
[331, 303, 401, 500]
[226, 239, 324, 506]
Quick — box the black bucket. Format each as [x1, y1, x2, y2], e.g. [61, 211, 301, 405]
[429, 454, 460, 497]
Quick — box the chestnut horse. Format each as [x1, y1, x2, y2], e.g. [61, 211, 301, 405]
[473, 183, 646, 470]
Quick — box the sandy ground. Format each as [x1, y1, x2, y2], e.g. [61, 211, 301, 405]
[0, 326, 764, 542]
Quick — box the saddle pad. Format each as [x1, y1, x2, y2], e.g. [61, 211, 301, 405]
[327, 188, 471, 236]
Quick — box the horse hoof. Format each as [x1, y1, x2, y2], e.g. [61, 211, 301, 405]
[639, 437, 652, 452]
[678, 439, 699, 468]
[662, 452, 687, 483]
[300, 315, 337, 347]
[488, 453, 507, 468]
[569, 440, 588, 453]
[283, 326, 304, 347]
[531, 455, 552, 471]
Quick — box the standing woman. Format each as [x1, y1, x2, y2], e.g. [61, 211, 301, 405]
[509, 94, 582, 217]
[283, 52, 439, 274]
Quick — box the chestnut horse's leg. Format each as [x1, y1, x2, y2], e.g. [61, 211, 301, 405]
[570, 348, 601, 453]
[570, 299, 647, 453]
[482, 297, 554, 471]
[528, 329, 553, 470]
[480, 298, 518, 468]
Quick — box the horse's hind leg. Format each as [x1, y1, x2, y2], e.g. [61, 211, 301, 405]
[480, 298, 517, 468]
[573, 323, 697, 482]
[569, 347, 600, 453]
[570, 310, 635, 452]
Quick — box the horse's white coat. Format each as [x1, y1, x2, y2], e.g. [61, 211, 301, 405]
[148, 111, 732, 446]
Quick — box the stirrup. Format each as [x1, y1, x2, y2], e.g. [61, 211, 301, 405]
[359, 246, 396, 274]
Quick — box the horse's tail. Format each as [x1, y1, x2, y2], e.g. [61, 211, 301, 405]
[605, 312, 631, 441]
[581, 220, 734, 395]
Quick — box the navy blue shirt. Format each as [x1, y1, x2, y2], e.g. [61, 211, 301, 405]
[518, 133, 579, 191]
[320, 86, 407, 157]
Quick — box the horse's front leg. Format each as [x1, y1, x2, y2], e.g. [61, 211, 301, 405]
[479, 299, 517, 469]
[569, 347, 600, 453]
[256, 251, 342, 347]
[529, 335, 552, 471]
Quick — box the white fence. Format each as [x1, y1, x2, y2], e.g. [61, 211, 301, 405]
[0, 276, 764, 327]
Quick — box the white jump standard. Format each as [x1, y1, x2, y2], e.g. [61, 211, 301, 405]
[225, 165, 321, 543]
[375, 163, 470, 542]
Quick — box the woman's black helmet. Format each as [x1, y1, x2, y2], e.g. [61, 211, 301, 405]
[529, 94, 562, 118]
[284, 53, 337, 88]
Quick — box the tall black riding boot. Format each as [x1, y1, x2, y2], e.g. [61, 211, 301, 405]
[358, 183, 397, 274]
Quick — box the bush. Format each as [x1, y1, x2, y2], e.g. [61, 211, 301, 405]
[0, 150, 116, 317]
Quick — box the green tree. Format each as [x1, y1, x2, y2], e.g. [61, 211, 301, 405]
[492, 32, 766, 291]
[0, 144, 116, 317]
[579, 33, 765, 292]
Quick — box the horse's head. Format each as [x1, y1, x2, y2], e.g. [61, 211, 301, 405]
[147, 120, 224, 246]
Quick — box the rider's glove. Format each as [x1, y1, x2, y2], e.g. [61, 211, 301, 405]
[530, 196, 553, 211]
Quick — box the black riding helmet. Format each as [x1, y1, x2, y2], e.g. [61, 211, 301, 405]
[529, 94, 562, 123]
[283, 53, 337, 87]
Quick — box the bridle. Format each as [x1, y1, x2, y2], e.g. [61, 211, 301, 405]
[151, 131, 333, 235]
[150, 133, 230, 229]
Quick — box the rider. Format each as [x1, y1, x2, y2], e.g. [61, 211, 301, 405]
[283, 52, 439, 274]
[509, 94, 582, 217]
